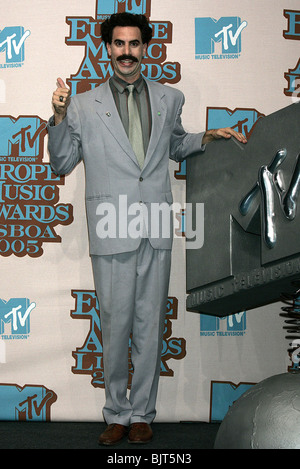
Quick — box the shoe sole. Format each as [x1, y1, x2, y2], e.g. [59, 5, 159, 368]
[128, 437, 153, 444]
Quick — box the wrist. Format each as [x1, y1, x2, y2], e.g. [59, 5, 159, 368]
[54, 113, 66, 126]
[202, 130, 215, 144]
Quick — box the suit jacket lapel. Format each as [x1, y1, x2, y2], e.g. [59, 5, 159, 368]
[144, 79, 167, 169]
[95, 81, 139, 166]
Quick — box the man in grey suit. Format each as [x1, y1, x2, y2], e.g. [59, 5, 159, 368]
[48, 12, 246, 445]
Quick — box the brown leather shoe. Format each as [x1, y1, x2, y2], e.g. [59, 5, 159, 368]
[99, 423, 128, 446]
[128, 423, 153, 444]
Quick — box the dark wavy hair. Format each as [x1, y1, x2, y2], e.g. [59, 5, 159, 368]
[101, 13, 153, 47]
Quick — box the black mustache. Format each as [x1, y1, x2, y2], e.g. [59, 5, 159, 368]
[117, 55, 138, 63]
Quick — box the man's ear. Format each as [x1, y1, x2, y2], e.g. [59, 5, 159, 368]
[142, 43, 147, 58]
[106, 42, 111, 57]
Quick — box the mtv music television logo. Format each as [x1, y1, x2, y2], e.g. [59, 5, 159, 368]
[200, 311, 246, 337]
[195, 16, 247, 60]
[0, 26, 31, 68]
[0, 298, 36, 338]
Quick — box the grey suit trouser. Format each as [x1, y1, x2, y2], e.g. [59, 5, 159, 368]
[91, 238, 171, 425]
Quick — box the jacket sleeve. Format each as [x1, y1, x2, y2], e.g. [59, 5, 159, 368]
[47, 97, 83, 175]
[169, 92, 206, 162]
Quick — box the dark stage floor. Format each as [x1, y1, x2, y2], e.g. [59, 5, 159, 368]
[0, 421, 220, 450]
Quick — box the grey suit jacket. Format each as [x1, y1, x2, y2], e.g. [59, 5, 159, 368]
[47, 78, 205, 255]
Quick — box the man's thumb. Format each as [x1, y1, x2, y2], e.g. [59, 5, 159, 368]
[57, 77, 66, 89]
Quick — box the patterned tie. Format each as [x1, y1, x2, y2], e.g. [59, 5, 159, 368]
[127, 85, 145, 169]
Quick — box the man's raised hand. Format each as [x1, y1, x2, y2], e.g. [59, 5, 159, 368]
[52, 77, 71, 125]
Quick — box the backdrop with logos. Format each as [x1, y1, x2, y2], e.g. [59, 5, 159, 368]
[0, 0, 299, 423]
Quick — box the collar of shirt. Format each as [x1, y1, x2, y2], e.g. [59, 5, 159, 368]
[110, 74, 145, 95]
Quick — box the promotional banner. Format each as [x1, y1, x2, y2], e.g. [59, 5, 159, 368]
[0, 0, 299, 423]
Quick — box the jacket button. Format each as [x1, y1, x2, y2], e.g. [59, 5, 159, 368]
[139, 177, 143, 182]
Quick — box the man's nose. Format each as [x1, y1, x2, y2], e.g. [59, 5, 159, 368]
[124, 43, 130, 55]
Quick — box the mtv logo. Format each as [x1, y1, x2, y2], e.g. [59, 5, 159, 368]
[0, 116, 46, 157]
[0, 384, 57, 421]
[186, 103, 300, 316]
[195, 17, 247, 55]
[0, 27, 30, 63]
[96, 0, 150, 18]
[200, 312, 246, 332]
[0, 298, 35, 335]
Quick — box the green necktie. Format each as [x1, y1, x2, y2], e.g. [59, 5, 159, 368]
[127, 85, 145, 169]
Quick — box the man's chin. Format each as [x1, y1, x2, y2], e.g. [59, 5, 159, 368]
[116, 65, 140, 81]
